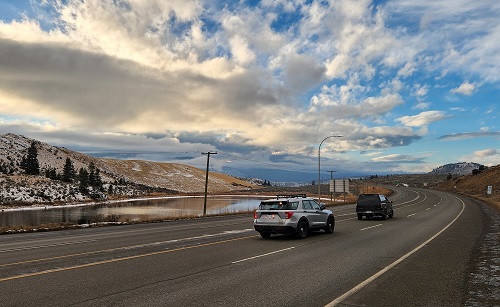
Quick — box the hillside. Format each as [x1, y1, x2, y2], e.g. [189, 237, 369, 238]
[0, 133, 256, 205]
[433, 164, 500, 209]
[430, 162, 484, 176]
[101, 159, 255, 193]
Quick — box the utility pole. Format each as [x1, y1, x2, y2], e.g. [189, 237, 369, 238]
[202, 151, 217, 216]
[327, 170, 336, 204]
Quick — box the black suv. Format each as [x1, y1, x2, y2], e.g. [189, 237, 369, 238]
[356, 194, 394, 220]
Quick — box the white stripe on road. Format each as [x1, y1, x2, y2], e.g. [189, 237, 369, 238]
[0, 240, 98, 253]
[231, 247, 296, 264]
[360, 224, 382, 231]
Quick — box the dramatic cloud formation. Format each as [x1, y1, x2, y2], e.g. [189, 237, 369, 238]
[0, 0, 499, 181]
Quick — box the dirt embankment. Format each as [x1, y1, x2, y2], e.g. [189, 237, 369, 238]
[433, 165, 500, 212]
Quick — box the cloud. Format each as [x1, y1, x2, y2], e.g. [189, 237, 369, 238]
[473, 149, 500, 158]
[450, 82, 476, 95]
[384, 1, 500, 82]
[413, 84, 429, 97]
[413, 102, 430, 110]
[460, 148, 500, 167]
[1, 0, 499, 178]
[395, 111, 448, 127]
[438, 131, 500, 141]
[371, 154, 424, 163]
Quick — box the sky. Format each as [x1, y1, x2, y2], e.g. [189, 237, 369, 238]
[0, 0, 499, 182]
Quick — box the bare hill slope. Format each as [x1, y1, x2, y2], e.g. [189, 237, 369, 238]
[0, 133, 256, 204]
[101, 159, 254, 193]
[434, 164, 500, 209]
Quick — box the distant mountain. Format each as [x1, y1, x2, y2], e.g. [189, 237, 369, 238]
[0, 133, 256, 204]
[429, 162, 485, 176]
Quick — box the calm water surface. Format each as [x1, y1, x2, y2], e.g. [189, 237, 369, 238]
[0, 196, 266, 228]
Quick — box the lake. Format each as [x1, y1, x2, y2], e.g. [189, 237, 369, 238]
[0, 195, 267, 229]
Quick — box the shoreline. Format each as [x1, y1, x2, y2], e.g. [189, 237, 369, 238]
[0, 193, 274, 212]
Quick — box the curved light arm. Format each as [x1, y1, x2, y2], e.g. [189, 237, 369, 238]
[318, 135, 343, 202]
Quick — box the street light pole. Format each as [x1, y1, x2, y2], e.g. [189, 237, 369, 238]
[327, 170, 336, 204]
[318, 135, 342, 203]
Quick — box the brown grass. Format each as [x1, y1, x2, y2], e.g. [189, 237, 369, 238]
[433, 164, 500, 212]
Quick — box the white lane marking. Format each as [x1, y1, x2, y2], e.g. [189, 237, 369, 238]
[0, 240, 98, 253]
[231, 247, 296, 264]
[360, 224, 382, 231]
[426, 208, 431, 211]
[224, 229, 254, 234]
[336, 212, 358, 217]
[122, 229, 255, 249]
[407, 213, 417, 217]
[325, 195, 466, 307]
[0, 229, 255, 255]
[396, 191, 422, 205]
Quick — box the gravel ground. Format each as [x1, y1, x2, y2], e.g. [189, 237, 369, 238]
[465, 200, 500, 307]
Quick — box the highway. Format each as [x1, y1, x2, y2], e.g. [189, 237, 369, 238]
[0, 187, 490, 306]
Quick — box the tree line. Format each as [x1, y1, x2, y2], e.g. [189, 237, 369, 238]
[18, 141, 104, 197]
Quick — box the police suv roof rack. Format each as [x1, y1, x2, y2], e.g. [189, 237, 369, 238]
[276, 194, 307, 199]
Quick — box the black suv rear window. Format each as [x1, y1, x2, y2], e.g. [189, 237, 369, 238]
[259, 201, 298, 210]
[358, 195, 380, 203]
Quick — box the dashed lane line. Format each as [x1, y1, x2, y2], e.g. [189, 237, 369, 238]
[0, 235, 257, 282]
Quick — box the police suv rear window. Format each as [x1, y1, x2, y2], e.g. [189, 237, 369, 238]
[259, 201, 298, 210]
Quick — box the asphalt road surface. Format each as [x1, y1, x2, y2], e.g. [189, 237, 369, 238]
[0, 187, 498, 306]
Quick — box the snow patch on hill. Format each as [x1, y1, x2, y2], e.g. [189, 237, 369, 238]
[0, 133, 256, 206]
[430, 162, 484, 176]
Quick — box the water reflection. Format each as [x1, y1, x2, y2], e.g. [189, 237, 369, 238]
[0, 196, 265, 229]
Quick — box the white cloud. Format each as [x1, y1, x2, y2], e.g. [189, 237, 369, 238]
[439, 131, 500, 141]
[228, 35, 256, 66]
[396, 111, 448, 127]
[371, 154, 422, 163]
[413, 102, 430, 110]
[363, 151, 384, 157]
[450, 82, 476, 95]
[473, 149, 499, 157]
[460, 148, 500, 166]
[0, 0, 499, 177]
[413, 84, 429, 97]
